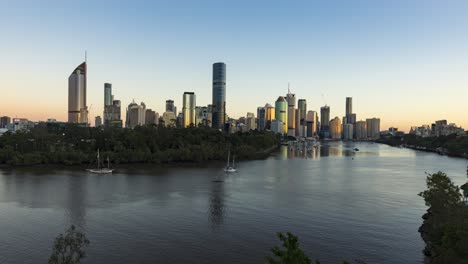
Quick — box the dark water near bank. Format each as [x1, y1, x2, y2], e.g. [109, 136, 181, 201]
[1, 142, 467, 264]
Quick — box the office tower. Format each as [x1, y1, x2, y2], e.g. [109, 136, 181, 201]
[212, 62, 226, 129]
[286, 89, 296, 136]
[297, 99, 307, 137]
[0, 116, 11, 128]
[329, 117, 342, 140]
[246, 112, 256, 131]
[166, 100, 176, 113]
[68, 61, 88, 124]
[162, 111, 176, 127]
[95, 116, 102, 127]
[257, 107, 266, 131]
[343, 124, 353, 140]
[195, 106, 208, 126]
[366, 118, 381, 139]
[265, 103, 275, 130]
[271, 120, 284, 135]
[275, 96, 288, 133]
[145, 109, 158, 125]
[126, 100, 146, 128]
[306, 111, 318, 138]
[182, 92, 196, 127]
[346, 97, 352, 117]
[320, 106, 330, 136]
[295, 109, 301, 137]
[104, 83, 112, 106]
[355, 121, 367, 139]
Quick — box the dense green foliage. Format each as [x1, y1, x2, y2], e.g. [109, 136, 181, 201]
[377, 134, 468, 157]
[0, 124, 280, 165]
[267, 232, 354, 264]
[419, 171, 468, 264]
[48, 225, 89, 264]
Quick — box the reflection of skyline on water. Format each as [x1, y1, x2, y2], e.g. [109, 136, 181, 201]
[209, 178, 225, 229]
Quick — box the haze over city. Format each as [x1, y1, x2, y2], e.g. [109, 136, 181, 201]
[1, 0, 468, 131]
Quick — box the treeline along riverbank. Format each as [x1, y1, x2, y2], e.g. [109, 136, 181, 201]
[377, 134, 468, 159]
[0, 124, 281, 166]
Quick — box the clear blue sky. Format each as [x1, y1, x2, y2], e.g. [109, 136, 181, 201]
[1, 0, 468, 131]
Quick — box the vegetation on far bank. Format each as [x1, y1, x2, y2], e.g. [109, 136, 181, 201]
[377, 134, 468, 157]
[0, 125, 280, 166]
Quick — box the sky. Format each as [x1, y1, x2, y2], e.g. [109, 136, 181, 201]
[1, 0, 468, 131]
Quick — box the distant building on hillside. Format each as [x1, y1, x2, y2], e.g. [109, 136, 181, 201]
[366, 118, 381, 139]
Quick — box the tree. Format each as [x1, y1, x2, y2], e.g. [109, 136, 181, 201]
[418, 171, 462, 213]
[48, 225, 90, 264]
[267, 232, 313, 264]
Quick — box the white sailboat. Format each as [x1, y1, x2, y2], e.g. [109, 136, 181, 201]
[224, 150, 237, 173]
[87, 149, 113, 174]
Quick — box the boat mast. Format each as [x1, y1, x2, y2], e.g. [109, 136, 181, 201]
[232, 156, 235, 168]
[227, 150, 230, 168]
[107, 157, 110, 169]
[97, 149, 100, 170]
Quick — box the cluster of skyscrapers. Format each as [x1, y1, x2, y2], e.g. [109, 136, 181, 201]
[64, 58, 383, 140]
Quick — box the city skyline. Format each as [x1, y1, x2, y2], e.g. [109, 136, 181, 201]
[1, 1, 468, 131]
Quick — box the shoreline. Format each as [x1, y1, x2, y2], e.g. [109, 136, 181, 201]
[377, 141, 468, 160]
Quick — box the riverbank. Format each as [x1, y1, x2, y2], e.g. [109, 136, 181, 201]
[0, 126, 281, 166]
[377, 134, 468, 159]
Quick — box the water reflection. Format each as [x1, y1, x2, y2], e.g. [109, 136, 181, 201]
[209, 177, 225, 229]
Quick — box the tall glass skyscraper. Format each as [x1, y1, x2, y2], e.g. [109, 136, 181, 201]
[212, 62, 226, 130]
[320, 106, 330, 133]
[182, 92, 196, 127]
[104, 83, 112, 106]
[275, 96, 288, 134]
[68, 61, 88, 124]
[346, 97, 352, 117]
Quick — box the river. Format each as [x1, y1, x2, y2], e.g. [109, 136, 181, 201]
[0, 142, 467, 264]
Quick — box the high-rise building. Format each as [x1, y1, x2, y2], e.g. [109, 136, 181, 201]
[306, 111, 318, 138]
[275, 96, 288, 133]
[68, 61, 88, 124]
[212, 62, 226, 129]
[0, 116, 11, 129]
[104, 83, 112, 106]
[166, 100, 176, 113]
[95, 116, 102, 127]
[320, 106, 330, 136]
[355, 121, 367, 140]
[195, 106, 209, 127]
[182, 92, 196, 127]
[103, 84, 123, 127]
[343, 124, 353, 140]
[257, 107, 266, 131]
[286, 89, 296, 136]
[366, 118, 381, 139]
[161, 111, 176, 127]
[145, 109, 158, 125]
[346, 97, 352, 117]
[271, 120, 284, 135]
[246, 112, 256, 131]
[126, 101, 146, 128]
[265, 103, 275, 130]
[329, 117, 342, 140]
[297, 99, 306, 137]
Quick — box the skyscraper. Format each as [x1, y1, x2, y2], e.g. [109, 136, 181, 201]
[264, 103, 275, 130]
[329, 117, 342, 139]
[212, 62, 226, 129]
[355, 121, 367, 139]
[104, 83, 112, 106]
[286, 88, 296, 136]
[246, 112, 256, 131]
[126, 100, 146, 128]
[346, 97, 352, 117]
[275, 96, 288, 134]
[343, 124, 353, 140]
[366, 118, 381, 139]
[306, 111, 318, 138]
[182, 92, 196, 127]
[166, 100, 176, 113]
[95, 116, 102, 127]
[68, 61, 88, 124]
[257, 107, 266, 131]
[320, 106, 330, 134]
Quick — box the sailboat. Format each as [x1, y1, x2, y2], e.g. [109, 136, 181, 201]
[87, 149, 113, 174]
[224, 150, 237, 173]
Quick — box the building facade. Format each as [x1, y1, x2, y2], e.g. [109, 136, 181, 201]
[0, 116, 11, 129]
[329, 117, 342, 139]
[126, 101, 146, 128]
[343, 123, 354, 140]
[212, 62, 226, 129]
[265, 103, 275, 130]
[355, 121, 367, 139]
[275, 96, 288, 134]
[366, 118, 381, 139]
[182, 92, 196, 127]
[320, 106, 330, 137]
[68, 61, 88, 124]
[286, 90, 296, 136]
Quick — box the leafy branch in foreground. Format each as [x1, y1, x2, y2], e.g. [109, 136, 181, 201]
[48, 225, 90, 264]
